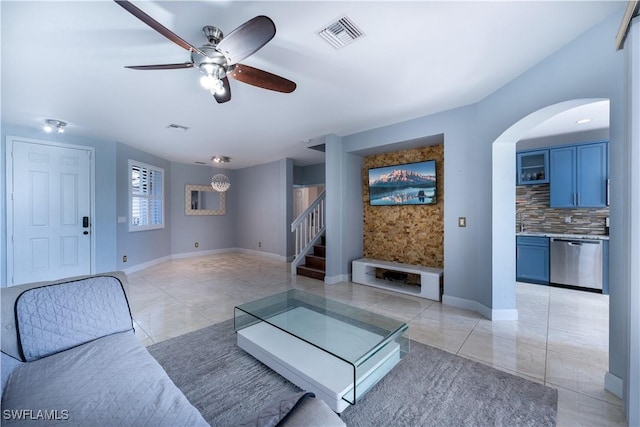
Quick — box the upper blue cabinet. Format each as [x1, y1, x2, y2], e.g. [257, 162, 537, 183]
[549, 141, 608, 208]
[517, 149, 549, 185]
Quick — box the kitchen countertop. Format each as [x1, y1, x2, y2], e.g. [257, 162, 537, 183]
[516, 232, 609, 240]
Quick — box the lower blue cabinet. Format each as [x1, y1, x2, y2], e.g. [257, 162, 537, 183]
[516, 236, 550, 284]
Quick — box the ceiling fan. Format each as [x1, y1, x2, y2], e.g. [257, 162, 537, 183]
[114, 0, 296, 104]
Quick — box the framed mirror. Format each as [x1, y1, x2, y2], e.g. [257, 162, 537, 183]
[185, 184, 226, 215]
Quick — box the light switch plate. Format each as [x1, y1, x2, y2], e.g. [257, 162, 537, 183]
[458, 217, 467, 227]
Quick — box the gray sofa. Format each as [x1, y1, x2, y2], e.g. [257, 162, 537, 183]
[1, 272, 345, 426]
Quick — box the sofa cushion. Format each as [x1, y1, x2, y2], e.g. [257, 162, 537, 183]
[1, 272, 130, 361]
[15, 275, 133, 362]
[1, 331, 209, 426]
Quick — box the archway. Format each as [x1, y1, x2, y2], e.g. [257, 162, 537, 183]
[491, 98, 609, 318]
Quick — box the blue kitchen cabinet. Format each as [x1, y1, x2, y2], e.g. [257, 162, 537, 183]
[516, 236, 549, 284]
[550, 141, 608, 208]
[517, 150, 549, 185]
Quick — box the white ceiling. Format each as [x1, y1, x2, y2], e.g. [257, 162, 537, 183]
[521, 100, 610, 140]
[1, 1, 623, 169]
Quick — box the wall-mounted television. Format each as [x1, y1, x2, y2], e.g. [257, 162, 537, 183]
[368, 160, 437, 206]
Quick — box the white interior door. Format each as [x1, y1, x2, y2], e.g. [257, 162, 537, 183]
[7, 138, 93, 285]
[293, 188, 308, 219]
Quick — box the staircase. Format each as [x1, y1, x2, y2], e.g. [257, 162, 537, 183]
[296, 235, 326, 281]
[291, 190, 326, 281]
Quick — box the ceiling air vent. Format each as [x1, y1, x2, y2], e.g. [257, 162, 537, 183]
[167, 123, 189, 132]
[318, 15, 365, 50]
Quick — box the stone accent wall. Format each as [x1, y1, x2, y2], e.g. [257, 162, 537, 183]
[363, 145, 444, 268]
[516, 184, 609, 235]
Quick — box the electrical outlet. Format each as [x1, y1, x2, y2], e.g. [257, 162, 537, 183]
[123, 255, 127, 263]
[195, 242, 199, 248]
[258, 242, 262, 248]
[458, 217, 466, 227]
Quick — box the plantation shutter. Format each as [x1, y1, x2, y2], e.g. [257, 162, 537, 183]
[129, 160, 164, 231]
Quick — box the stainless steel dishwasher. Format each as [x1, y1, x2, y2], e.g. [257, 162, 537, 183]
[550, 238, 603, 290]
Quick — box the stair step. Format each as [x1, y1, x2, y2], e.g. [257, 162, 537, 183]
[313, 244, 326, 257]
[305, 254, 326, 270]
[297, 265, 326, 281]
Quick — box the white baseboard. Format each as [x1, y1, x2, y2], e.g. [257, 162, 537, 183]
[171, 248, 235, 260]
[232, 247, 291, 262]
[604, 371, 623, 399]
[442, 295, 518, 321]
[325, 274, 350, 285]
[122, 255, 172, 275]
[490, 308, 519, 321]
[122, 247, 289, 274]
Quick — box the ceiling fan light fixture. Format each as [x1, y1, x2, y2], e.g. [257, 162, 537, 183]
[116, 2, 295, 104]
[200, 74, 224, 93]
[200, 62, 216, 75]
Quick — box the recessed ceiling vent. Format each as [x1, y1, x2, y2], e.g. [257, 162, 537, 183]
[318, 15, 365, 49]
[167, 123, 189, 132]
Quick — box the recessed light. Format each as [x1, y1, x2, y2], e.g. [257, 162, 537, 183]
[43, 119, 67, 134]
[576, 118, 592, 124]
[212, 155, 231, 163]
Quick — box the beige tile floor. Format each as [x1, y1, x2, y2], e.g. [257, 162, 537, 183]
[127, 252, 626, 427]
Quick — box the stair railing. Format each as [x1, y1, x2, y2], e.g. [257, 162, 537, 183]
[291, 190, 326, 271]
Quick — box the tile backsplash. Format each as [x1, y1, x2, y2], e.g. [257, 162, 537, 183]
[516, 184, 609, 235]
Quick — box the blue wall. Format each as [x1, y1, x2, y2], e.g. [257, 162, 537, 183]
[324, 9, 629, 404]
[234, 159, 293, 259]
[327, 11, 623, 312]
[115, 142, 172, 270]
[169, 163, 237, 256]
[294, 163, 325, 186]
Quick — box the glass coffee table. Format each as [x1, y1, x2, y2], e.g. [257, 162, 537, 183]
[234, 289, 409, 413]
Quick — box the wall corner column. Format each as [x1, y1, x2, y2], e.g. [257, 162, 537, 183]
[324, 135, 346, 283]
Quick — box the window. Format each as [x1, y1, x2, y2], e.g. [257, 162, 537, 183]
[129, 160, 164, 231]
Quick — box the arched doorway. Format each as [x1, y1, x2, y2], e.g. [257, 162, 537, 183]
[491, 98, 609, 317]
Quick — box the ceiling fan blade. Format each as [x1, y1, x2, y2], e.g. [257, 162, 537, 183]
[125, 63, 194, 70]
[213, 77, 232, 103]
[229, 64, 296, 93]
[114, 0, 206, 56]
[217, 16, 276, 65]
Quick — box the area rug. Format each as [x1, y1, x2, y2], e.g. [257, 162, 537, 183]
[147, 319, 557, 427]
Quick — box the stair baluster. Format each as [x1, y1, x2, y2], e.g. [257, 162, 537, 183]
[291, 191, 326, 277]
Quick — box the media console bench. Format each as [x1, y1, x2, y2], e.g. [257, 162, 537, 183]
[352, 258, 443, 301]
